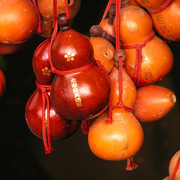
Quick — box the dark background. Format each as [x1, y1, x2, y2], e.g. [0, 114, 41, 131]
[0, 1, 180, 179]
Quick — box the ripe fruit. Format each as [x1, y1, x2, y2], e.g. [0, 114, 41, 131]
[133, 85, 176, 122]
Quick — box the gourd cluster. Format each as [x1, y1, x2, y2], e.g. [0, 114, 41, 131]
[0, 0, 179, 174]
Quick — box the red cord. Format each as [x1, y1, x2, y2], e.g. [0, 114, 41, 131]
[36, 82, 53, 154]
[32, 0, 42, 33]
[171, 156, 180, 180]
[122, 32, 155, 87]
[98, 0, 114, 28]
[148, 0, 172, 14]
[53, 0, 57, 29]
[64, 0, 70, 20]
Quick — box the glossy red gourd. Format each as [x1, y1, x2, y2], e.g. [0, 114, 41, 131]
[25, 89, 81, 140]
[32, 39, 54, 85]
[0, 0, 38, 44]
[133, 85, 176, 122]
[50, 15, 111, 121]
[88, 108, 144, 161]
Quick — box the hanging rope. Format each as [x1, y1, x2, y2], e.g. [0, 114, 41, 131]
[171, 156, 180, 180]
[122, 32, 155, 87]
[147, 0, 172, 14]
[36, 82, 53, 154]
[32, 0, 42, 33]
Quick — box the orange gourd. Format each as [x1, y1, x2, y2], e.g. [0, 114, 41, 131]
[114, 6, 173, 86]
[163, 177, 170, 180]
[114, 6, 153, 45]
[133, 85, 176, 122]
[37, 0, 81, 38]
[129, 0, 141, 7]
[169, 150, 180, 180]
[124, 36, 173, 85]
[136, 0, 180, 41]
[151, 0, 180, 41]
[0, 0, 38, 44]
[109, 67, 136, 108]
[135, 0, 168, 10]
[89, 37, 115, 74]
[88, 108, 144, 161]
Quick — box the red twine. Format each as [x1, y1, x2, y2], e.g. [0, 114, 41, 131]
[122, 32, 155, 87]
[126, 157, 138, 170]
[98, 0, 114, 28]
[171, 156, 180, 180]
[81, 119, 93, 135]
[32, 0, 42, 33]
[147, 0, 172, 14]
[36, 82, 53, 154]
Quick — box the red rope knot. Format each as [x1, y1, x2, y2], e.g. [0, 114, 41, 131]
[81, 119, 93, 135]
[147, 0, 172, 14]
[122, 32, 155, 87]
[36, 82, 53, 154]
[113, 102, 134, 112]
[126, 157, 138, 171]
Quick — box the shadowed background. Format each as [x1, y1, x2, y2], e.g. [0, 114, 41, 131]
[0, 1, 180, 179]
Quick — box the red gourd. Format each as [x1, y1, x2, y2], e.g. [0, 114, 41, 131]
[88, 108, 144, 162]
[32, 39, 54, 85]
[25, 89, 80, 140]
[89, 37, 115, 74]
[133, 85, 176, 122]
[50, 14, 111, 121]
[37, 0, 81, 38]
[0, 0, 38, 44]
[26, 39, 81, 153]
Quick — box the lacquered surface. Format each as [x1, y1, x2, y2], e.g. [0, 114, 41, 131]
[0, 0, 38, 44]
[32, 39, 54, 85]
[51, 65, 110, 120]
[25, 89, 81, 140]
[52, 28, 94, 71]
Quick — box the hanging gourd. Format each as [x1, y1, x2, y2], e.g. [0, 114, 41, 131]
[136, 0, 180, 41]
[50, 14, 111, 121]
[133, 85, 176, 122]
[89, 37, 115, 74]
[113, 6, 173, 87]
[0, 0, 38, 54]
[25, 39, 81, 154]
[37, 0, 81, 38]
[88, 108, 144, 170]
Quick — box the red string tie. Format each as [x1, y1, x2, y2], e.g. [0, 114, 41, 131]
[171, 156, 180, 180]
[36, 82, 53, 154]
[148, 0, 172, 14]
[122, 32, 155, 87]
